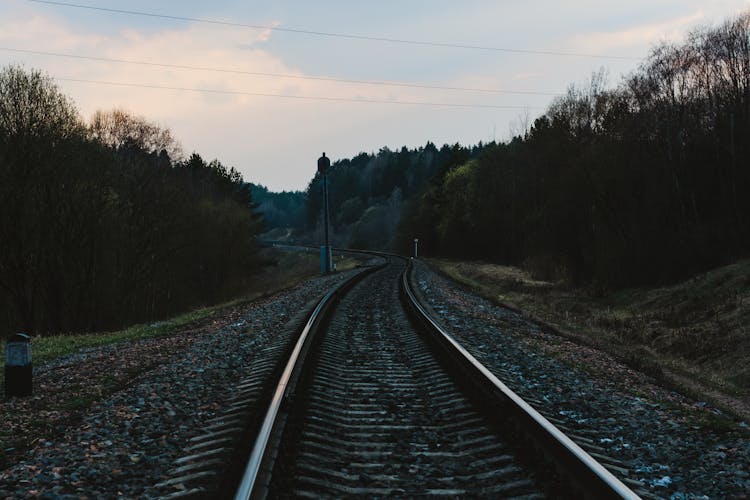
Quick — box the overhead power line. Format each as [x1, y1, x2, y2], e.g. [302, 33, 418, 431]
[55, 76, 544, 110]
[28, 0, 640, 61]
[0, 47, 562, 97]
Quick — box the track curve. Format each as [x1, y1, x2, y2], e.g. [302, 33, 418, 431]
[233, 253, 639, 499]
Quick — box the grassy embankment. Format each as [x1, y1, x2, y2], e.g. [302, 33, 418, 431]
[430, 258, 750, 420]
[0, 248, 360, 378]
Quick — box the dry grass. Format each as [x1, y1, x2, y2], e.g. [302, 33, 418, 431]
[430, 258, 750, 418]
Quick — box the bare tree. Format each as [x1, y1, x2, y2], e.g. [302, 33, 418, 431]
[88, 108, 183, 160]
[0, 64, 82, 140]
[508, 108, 532, 140]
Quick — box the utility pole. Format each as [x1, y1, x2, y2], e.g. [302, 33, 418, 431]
[318, 152, 332, 273]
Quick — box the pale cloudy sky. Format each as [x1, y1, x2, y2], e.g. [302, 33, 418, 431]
[1, 0, 749, 190]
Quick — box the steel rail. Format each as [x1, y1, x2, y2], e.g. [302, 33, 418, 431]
[401, 259, 640, 499]
[233, 249, 639, 498]
[233, 262, 382, 500]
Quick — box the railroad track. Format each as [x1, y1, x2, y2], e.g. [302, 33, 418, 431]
[226, 253, 639, 499]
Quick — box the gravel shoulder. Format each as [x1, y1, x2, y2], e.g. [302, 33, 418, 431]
[411, 259, 750, 498]
[0, 267, 366, 498]
[428, 257, 750, 422]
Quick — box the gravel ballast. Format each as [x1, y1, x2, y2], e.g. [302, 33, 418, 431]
[2, 256, 748, 498]
[0, 267, 366, 498]
[411, 259, 750, 498]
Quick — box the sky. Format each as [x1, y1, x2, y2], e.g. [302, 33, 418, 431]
[1, 0, 749, 191]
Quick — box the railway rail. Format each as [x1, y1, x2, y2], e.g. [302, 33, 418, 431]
[226, 252, 639, 499]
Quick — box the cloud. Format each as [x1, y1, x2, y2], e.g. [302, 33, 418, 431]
[0, 11, 432, 189]
[0, 11, 437, 118]
[255, 21, 281, 43]
[0, 14, 106, 50]
[566, 10, 707, 53]
[0, 14, 320, 109]
[512, 72, 545, 82]
[9, 3, 740, 191]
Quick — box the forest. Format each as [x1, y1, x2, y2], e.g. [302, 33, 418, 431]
[0, 66, 263, 336]
[250, 183, 306, 232]
[302, 143, 482, 249]
[3, 9, 749, 337]
[303, 11, 750, 288]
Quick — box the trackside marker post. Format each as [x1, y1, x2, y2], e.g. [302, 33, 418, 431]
[5, 333, 32, 398]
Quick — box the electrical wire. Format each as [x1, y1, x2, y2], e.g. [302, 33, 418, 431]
[28, 0, 640, 61]
[55, 76, 544, 110]
[0, 46, 562, 96]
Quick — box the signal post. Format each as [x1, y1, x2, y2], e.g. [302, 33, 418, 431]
[318, 153, 332, 273]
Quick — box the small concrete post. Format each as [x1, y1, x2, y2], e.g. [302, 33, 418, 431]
[5, 333, 32, 398]
[414, 238, 419, 258]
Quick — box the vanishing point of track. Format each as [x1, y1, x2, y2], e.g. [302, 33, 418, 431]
[232, 253, 639, 499]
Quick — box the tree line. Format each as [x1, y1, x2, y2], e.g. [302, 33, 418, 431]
[297, 10, 750, 287]
[250, 184, 306, 232]
[0, 65, 263, 337]
[303, 143, 482, 249]
[395, 11, 750, 287]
